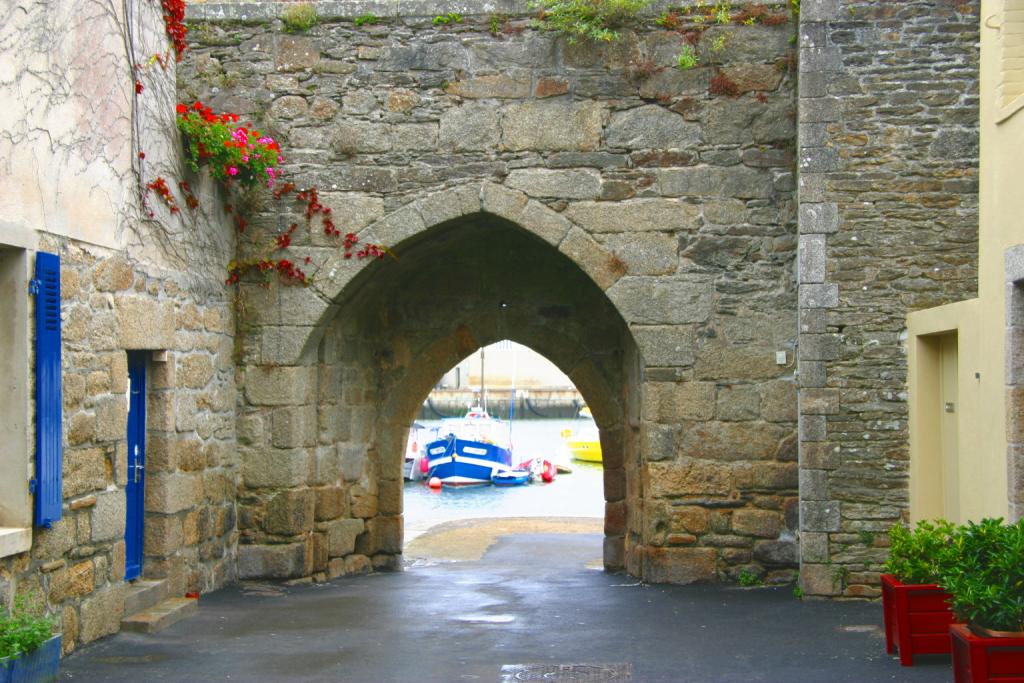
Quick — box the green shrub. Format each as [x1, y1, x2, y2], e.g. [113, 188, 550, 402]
[281, 3, 318, 33]
[529, 0, 652, 43]
[710, 33, 727, 55]
[737, 570, 762, 587]
[940, 518, 1024, 632]
[884, 518, 959, 585]
[676, 45, 699, 70]
[0, 594, 55, 660]
[354, 13, 379, 26]
[432, 13, 462, 25]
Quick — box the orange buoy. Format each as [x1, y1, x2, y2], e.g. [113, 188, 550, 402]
[428, 476, 442, 489]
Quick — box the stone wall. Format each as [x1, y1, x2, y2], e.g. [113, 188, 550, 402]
[796, 0, 980, 597]
[0, 0, 986, 657]
[183, 2, 801, 584]
[0, 0, 237, 654]
[22, 244, 238, 650]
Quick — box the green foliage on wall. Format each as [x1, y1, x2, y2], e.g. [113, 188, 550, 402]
[529, 0, 653, 43]
[281, 3, 318, 32]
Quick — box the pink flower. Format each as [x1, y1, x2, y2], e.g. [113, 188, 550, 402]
[228, 167, 238, 176]
[242, 155, 249, 162]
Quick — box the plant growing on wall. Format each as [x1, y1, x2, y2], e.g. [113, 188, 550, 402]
[174, 101, 386, 286]
[433, 12, 463, 25]
[160, 0, 188, 60]
[176, 102, 284, 191]
[676, 45, 699, 70]
[528, 0, 653, 43]
[281, 3, 319, 32]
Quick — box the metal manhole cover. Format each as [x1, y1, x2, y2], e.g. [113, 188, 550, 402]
[499, 664, 632, 682]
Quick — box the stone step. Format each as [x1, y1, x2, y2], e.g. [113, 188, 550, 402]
[120, 597, 198, 634]
[123, 579, 169, 617]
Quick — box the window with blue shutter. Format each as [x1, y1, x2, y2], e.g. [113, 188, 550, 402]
[33, 251, 62, 528]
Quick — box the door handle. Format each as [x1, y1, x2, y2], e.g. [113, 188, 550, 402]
[133, 461, 144, 484]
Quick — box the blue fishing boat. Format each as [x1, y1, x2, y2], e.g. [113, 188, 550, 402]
[423, 407, 514, 486]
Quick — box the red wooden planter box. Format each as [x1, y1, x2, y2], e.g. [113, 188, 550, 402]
[881, 573, 958, 665]
[951, 624, 1024, 683]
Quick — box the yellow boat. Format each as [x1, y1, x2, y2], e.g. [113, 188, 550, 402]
[561, 407, 602, 463]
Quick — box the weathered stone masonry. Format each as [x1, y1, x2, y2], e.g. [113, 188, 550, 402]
[797, 0, 979, 596]
[0, 0, 982, 652]
[183, 2, 803, 585]
[177, 0, 982, 595]
[0, 0, 239, 653]
[0, 241, 238, 653]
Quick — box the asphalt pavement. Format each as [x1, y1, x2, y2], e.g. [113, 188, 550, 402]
[61, 526, 953, 683]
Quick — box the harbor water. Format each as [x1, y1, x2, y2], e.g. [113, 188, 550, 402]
[403, 418, 604, 541]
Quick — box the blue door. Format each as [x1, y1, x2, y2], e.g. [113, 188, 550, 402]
[125, 352, 147, 581]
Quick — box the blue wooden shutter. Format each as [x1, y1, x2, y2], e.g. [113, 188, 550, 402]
[34, 251, 62, 528]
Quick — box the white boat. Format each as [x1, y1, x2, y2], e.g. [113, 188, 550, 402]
[403, 422, 436, 481]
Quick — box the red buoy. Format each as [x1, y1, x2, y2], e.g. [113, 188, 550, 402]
[428, 476, 442, 489]
[541, 460, 556, 483]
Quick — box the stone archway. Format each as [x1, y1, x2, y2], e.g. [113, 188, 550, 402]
[235, 182, 798, 586]
[236, 184, 644, 579]
[312, 207, 643, 576]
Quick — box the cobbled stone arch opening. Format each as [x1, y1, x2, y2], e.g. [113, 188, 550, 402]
[325, 211, 642, 574]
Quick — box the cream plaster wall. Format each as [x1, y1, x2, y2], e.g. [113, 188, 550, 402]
[0, 1, 232, 279]
[0, 2, 134, 249]
[907, 0, 1024, 523]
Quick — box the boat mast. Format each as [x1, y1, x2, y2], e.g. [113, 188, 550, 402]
[480, 346, 486, 413]
[508, 342, 517, 445]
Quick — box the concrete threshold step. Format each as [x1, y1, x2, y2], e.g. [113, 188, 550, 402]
[123, 579, 169, 616]
[120, 597, 198, 634]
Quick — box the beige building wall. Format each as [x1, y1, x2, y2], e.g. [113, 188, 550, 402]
[907, 0, 1024, 523]
[445, 341, 576, 389]
[0, 2, 231, 274]
[0, 0, 238, 653]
